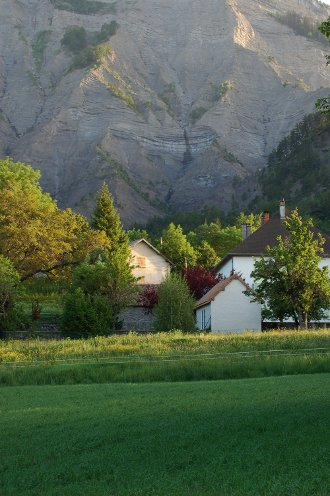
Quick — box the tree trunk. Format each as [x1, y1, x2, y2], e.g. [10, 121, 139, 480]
[298, 311, 308, 330]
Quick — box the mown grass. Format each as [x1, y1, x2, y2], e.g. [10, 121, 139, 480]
[1, 331, 330, 386]
[1, 374, 330, 495]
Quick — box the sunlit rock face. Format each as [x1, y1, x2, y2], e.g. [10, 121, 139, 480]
[0, 0, 329, 225]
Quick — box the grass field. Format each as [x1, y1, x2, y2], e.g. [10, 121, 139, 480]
[1, 374, 330, 496]
[1, 331, 330, 385]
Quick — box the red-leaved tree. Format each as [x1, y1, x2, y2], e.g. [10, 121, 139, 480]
[183, 266, 222, 300]
[139, 285, 158, 314]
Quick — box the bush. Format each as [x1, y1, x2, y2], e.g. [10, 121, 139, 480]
[154, 273, 195, 332]
[62, 288, 114, 338]
[95, 21, 119, 43]
[61, 26, 87, 54]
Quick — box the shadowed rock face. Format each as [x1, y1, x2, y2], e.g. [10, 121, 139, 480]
[0, 0, 329, 225]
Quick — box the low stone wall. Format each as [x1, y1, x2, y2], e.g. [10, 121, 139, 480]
[120, 307, 155, 332]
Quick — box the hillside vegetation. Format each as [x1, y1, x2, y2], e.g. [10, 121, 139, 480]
[256, 113, 330, 233]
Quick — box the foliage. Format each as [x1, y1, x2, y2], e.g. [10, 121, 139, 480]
[195, 240, 219, 268]
[139, 285, 158, 314]
[49, 0, 116, 15]
[71, 44, 113, 69]
[257, 113, 330, 232]
[95, 21, 119, 43]
[316, 16, 330, 115]
[273, 10, 328, 44]
[235, 212, 262, 233]
[0, 158, 107, 280]
[72, 251, 139, 326]
[61, 26, 87, 54]
[91, 182, 129, 257]
[154, 273, 195, 332]
[219, 80, 234, 97]
[160, 223, 197, 270]
[183, 266, 221, 300]
[189, 107, 207, 123]
[0, 255, 24, 332]
[188, 222, 241, 259]
[32, 30, 52, 70]
[127, 228, 150, 242]
[62, 288, 114, 338]
[245, 210, 330, 329]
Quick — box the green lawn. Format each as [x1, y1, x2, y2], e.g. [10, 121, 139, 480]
[1, 374, 330, 495]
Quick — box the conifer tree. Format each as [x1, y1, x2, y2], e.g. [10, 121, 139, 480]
[91, 182, 129, 256]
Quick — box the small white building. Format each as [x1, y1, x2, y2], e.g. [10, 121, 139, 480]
[195, 274, 262, 333]
[129, 238, 172, 285]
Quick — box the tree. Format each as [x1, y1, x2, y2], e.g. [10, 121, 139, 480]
[154, 273, 195, 332]
[195, 241, 219, 268]
[139, 285, 158, 314]
[245, 210, 330, 329]
[160, 223, 197, 270]
[0, 255, 24, 331]
[0, 158, 107, 280]
[183, 266, 221, 300]
[91, 182, 129, 257]
[71, 250, 139, 329]
[316, 17, 330, 115]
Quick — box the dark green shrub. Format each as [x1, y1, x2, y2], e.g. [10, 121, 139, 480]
[61, 26, 87, 54]
[62, 288, 114, 338]
[95, 21, 119, 43]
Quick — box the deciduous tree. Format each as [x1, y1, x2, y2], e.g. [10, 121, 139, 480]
[245, 210, 330, 329]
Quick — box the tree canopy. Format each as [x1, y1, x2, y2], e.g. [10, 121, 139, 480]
[245, 210, 330, 329]
[0, 158, 107, 280]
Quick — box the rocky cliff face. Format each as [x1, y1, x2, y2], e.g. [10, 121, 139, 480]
[0, 0, 329, 225]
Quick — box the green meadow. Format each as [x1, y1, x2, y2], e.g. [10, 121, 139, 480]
[1, 374, 330, 496]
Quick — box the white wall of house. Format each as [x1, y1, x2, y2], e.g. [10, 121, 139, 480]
[218, 256, 330, 290]
[196, 279, 261, 333]
[196, 304, 211, 331]
[217, 257, 258, 286]
[218, 256, 330, 322]
[130, 242, 171, 285]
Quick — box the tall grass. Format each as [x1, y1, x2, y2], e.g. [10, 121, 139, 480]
[1, 331, 329, 386]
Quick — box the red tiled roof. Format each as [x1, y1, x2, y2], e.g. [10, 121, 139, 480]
[195, 273, 250, 309]
[213, 213, 330, 274]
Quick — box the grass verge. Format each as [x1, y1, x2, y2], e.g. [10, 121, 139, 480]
[0, 374, 329, 495]
[1, 330, 330, 385]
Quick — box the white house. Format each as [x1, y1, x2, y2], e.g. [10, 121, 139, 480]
[213, 202, 330, 285]
[212, 201, 330, 326]
[129, 238, 172, 285]
[120, 239, 172, 331]
[195, 274, 261, 333]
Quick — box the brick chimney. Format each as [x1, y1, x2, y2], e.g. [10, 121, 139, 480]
[280, 199, 286, 220]
[262, 211, 270, 224]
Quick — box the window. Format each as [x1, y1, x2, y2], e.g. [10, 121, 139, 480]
[137, 256, 146, 268]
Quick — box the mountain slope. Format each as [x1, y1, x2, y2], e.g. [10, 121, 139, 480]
[0, 0, 329, 225]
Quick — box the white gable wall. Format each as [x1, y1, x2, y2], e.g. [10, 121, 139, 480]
[210, 279, 261, 333]
[130, 242, 171, 285]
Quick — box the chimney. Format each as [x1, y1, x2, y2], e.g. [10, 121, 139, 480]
[262, 211, 270, 224]
[242, 223, 251, 241]
[279, 199, 286, 220]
